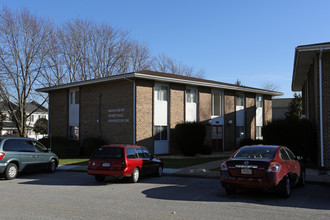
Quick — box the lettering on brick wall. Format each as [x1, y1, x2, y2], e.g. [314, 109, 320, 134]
[108, 108, 129, 123]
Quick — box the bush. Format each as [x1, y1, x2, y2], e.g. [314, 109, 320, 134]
[174, 122, 206, 156]
[239, 138, 264, 147]
[200, 144, 212, 155]
[82, 137, 106, 157]
[39, 137, 81, 158]
[262, 118, 315, 163]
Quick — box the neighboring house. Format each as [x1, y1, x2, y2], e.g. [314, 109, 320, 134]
[272, 98, 293, 120]
[37, 70, 282, 154]
[0, 101, 48, 139]
[292, 42, 330, 169]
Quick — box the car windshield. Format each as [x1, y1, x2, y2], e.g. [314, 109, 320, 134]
[92, 147, 124, 159]
[232, 147, 277, 159]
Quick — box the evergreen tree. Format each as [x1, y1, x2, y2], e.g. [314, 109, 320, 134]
[33, 118, 48, 135]
[285, 93, 302, 119]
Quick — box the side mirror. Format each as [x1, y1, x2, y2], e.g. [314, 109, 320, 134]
[296, 156, 303, 161]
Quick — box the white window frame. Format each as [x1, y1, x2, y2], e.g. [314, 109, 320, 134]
[212, 89, 224, 116]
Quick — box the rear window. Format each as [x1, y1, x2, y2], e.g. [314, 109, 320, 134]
[3, 139, 35, 152]
[232, 147, 277, 159]
[92, 147, 124, 159]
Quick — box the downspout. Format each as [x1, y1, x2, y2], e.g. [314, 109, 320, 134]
[124, 77, 136, 145]
[319, 48, 324, 168]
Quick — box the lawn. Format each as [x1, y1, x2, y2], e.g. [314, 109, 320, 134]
[59, 158, 89, 166]
[59, 157, 226, 168]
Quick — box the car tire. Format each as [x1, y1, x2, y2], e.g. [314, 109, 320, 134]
[5, 163, 18, 180]
[297, 169, 305, 187]
[48, 159, 57, 173]
[224, 187, 236, 195]
[95, 175, 105, 182]
[155, 165, 163, 177]
[130, 168, 139, 183]
[280, 176, 291, 198]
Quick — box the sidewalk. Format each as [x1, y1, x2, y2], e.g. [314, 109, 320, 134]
[57, 153, 330, 184]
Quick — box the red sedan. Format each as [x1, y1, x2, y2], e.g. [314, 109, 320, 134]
[220, 145, 305, 198]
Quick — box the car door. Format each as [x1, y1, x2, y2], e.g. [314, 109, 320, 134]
[284, 148, 301, 182]
[279, 148, 291, 175]
[31, 140, 50, 169]
[135, 147, 153, 175]
[142, 147, 158, 173]
[18, 139, 38, 171]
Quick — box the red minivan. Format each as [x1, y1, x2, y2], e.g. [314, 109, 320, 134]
[220, 145, 305, 198]
[87, 145, 163, 183]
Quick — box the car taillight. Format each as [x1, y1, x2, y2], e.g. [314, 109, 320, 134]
[121, 161, 126, 169]
[221, 162, 228, 171]
[267, 162, 281, 172]
[0, 152, 5, 160]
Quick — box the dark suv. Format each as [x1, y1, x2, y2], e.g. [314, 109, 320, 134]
[0, 137, 59, 180]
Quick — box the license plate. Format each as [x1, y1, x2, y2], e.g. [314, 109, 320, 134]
[102, 163, 111, 167]
[241, 168, 252, 175]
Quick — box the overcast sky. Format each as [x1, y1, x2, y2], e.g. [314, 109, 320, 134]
[2, 0, 330, 98]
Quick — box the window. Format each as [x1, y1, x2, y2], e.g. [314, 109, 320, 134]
[256, 95, 263, 108]
[70, 90, 80, 104]
[126, 148, 136, 159]
[212, 90, 223, 116]
[69, 126, 79, 140]
[33, 141, 47, 152]
[186, 88, 197, 103]
[3, 139, 34, 152]
[236, 94, 244, 107]
[142, 147, 152, 159]
[135, 147, 144, 158]
[284, 148, 296, 161]
[154, 126, 167, 140]
[256, 126, 263, 140]
[92, 147, 124, 159]
[155, 85, 168, 101]
[280, 148, 290, 161]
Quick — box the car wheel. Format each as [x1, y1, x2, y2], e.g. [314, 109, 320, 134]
[280, 176, 291, 198]
[155, 165, 163, 177]
[95, 175, 105, 182]
[48, 159, 57, 173]
[224, 187, 236, 195]
[298, 169, 305, 187]
[130, 168, 139, 183]
[5, 163, 18, 180]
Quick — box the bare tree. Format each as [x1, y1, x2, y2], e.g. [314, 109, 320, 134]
[152, 54, 205, 78]
[261, 81, 279, 92]
[0, 7, 51, 137]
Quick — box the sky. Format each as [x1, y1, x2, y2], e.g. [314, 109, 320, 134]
[2, 0, 330, 98]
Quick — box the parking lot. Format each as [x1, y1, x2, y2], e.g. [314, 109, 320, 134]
[0, 171, 330, 220]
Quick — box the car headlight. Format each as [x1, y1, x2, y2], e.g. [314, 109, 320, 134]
[221, 162, 228, 171]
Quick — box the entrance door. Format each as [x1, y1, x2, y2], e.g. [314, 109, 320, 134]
[212, 126, 223, 152]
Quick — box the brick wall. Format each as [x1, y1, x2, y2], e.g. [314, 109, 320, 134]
[135, 79, 154, 152]
[245, 93, 256, 139]
[263, 95, 272, 125]
[80, 80, 133, 144]
[49, 90, 68, 137]
[322, 52, 330, 168]
[169, 84, 185, 129]
[198, 87, 212, 146]
[224, 90, 236, 150]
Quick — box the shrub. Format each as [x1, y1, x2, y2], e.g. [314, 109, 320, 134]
[200, 144, 212, 155]
[262, 118, 315, 163]
[82, 137, 106, 157]
[239, 138, 264, 147]
[39, 137, 81, 158]
[174, 122, 206, 156]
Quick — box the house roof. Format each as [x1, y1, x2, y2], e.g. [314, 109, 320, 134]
[0, 101, 47, 113]
[292, 42, 330, 91]
[37, 70, 283, 96]
[272, 98, 292, 108]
